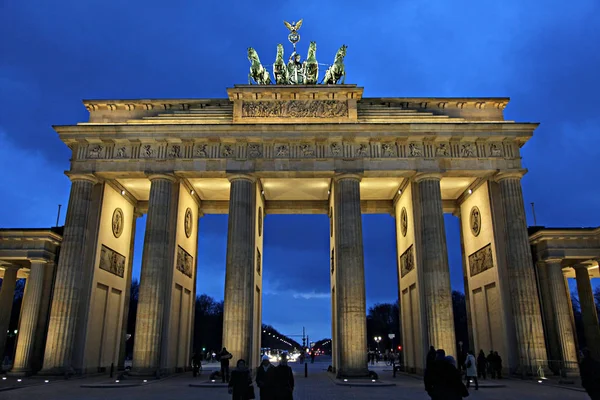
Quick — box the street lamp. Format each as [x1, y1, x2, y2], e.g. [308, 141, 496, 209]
[374, 336, 382, 352]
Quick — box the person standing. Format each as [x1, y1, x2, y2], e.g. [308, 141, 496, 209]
[256, 355, 273, 400]
[272, 352, 294, 400]
[228, 359, 254, 400]
[487, 350, 496, 379]
[426, 346, 437, 370]
[477, 350, 487, 379]
[493, 351, 503, 379]
[580, 348, 600, 400]
[191, 352, 202, 378]
[219, 347, 233, 383]
[464, 350, 478, 390]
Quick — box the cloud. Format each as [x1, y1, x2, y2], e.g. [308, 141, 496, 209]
[0, 129, 71, 227]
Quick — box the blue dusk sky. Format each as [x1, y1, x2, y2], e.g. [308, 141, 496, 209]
[1, 1, 599, 341]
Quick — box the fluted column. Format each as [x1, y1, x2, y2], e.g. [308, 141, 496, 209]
[334, 174, 368, 377]
[537, 261, 560, 371]
[11, 261, 47, 375]
[545, 261, 579, 373]
[41, 175, 97, 374]
[133, 175, 178, 374]
[119, 211, 140, 369]
[574, 265, 600, 360]
[222, 175, 256, 365]
[0, 265, 19, 358]
[496, 172, 547, 370]
[415, 173, 456, 355]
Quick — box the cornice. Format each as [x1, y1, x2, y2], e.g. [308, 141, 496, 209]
[529, 227, 600, 243]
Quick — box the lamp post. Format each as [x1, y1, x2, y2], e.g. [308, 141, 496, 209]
[374, 336, 382, 352]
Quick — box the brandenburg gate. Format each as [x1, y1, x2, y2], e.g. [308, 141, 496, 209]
[1, 28, 598, 378]
[23, 80, 552, 377]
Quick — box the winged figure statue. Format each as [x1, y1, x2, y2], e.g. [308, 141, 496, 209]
[284, 19, 303, 34]
[284, 19, 303, 49]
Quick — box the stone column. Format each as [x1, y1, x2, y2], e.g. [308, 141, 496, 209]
[10, 261, 47, 375]
[415, 173, 456, 355]
[333, 174, 368, 377]
[574, 265, 600, 359]
[562, 270, 579, 353]
[133, 175, 178, 374]
[545, 260, 579, 374]
[537, 261, 560, 371]
[222, 175, 256, 365]
[0, 265, 19, 358]
[496, 172, 547, 371]
[41, 175, 97, 374]
[118, 211, 140, 369]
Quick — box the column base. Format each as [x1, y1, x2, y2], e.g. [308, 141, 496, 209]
[7, 368, 33, 377]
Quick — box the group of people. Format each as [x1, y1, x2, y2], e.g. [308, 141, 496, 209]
[220, 349, 295, 400]
[424, 346, 503, 398]
[424, 347, 470, 400]
[476, 350, 502, 379]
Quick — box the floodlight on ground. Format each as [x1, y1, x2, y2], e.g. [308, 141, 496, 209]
[17, 379, 22, 382]
[44, 380, 49, 383]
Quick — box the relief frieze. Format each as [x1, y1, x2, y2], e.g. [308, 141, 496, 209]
[489, 143, 503, 157]
[400, 245, 414, 278]
[382, 142, 397, 157]
[88, 145, 104, 159]
[176, 245, 194, 278]
[241, 100, 348, 118]
[468, 243, 494, 277]
[195, 144, 208, 157]
[99, 245, 125, 278]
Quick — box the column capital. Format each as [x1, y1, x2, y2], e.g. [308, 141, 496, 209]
[65, 173, 98, 184]
[333, 173, 362, 183]
[0, 264, 20, 272]
[413, 172, 442, 183]
[29, 258, 48, 265]
[494, 169, 527, 182]
[227, 174, 257, 183]
[573, 263, 593, 271]
[147, 173, 178, 183]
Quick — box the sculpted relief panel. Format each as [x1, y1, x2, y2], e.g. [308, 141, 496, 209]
[400, 245, 414, 278]
[79, 139, 516, 161]
[468, 244, 494, 277]
[176, 245, 194, 278]
[241, 100, 348, 118]
[99, 245, 125, 278]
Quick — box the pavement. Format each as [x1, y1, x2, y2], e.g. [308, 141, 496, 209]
[0, 359, 590, 400]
